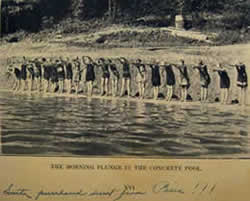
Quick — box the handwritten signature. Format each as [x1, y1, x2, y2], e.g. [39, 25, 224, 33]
[0, 181, 216, 201]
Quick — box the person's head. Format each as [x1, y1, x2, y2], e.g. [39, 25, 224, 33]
[155, 59, 160, 65]
[97, 58, 105, 65]
[83, 56, 92, 64]
[217, 63, 222, 69]
[23, 56, 27, 64]
[119, 57, 127, 64]
[199, 60, 203, 65]
[180, 59, 184, 65]
[136, 58, 142, 64]
[160, 61, 165, 66]
[235, 60, 243, 65]
[42, 58, 46, 63]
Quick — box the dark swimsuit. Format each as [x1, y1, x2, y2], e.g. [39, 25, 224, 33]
[217, 70, 230, 89]
[179, 65, 190, 88]
[86, 64, 95, 82]
[43, 65, 51, 81]
[165, 65, 175, 86]
[73, 62, 82, 82]
[34, 62, 42, 78]
[50, 66, 58, 83]
[27, 65, 35, 80]
[14, 68, 21, 80]
[66, 63, 73, 80]
[57, 64, 65, 81]
[122, 63, 131, 79]
[150, 65, 161, 87]
[102, 64, 110, 79]
[110, 64, 120, 79]
[236, 65, 248, 88]
[196, 65, 211, 88]
[20, 64, 27, 81]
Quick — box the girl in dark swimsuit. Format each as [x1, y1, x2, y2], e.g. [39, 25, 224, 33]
[56, 59, 66, 93]
[83, 56, 95, 96]
[97, 58, 110, 96]
[108, 59, 120, 97]
[72, 57, 82, 94]
[20, 58, 28, 92]
[213, 63, 230, 104]
[149, 60, 161, 100]
[34, 58, 42, 92]
[65, 57, 73, 94]
[193, 60, 211, 102]
[173, 60, 190, 102]
[119, 57, 131, 97]
[42, 58, 52, 93]
[161, 61, 176, 102]
[134, 59, 147, 99]
[26, 61, 35, 93]
[231, 61, 248, 105]
[13, 66, 22, 92]
[7, 63, 21, 92]
[50, 59, 59, 93]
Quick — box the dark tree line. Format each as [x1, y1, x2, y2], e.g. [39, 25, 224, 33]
[1, 0, 250, 34]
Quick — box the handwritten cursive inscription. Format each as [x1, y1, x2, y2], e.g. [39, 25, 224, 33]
[113, 185, 146, 201]
[35, 189, 87, 200]
[152, 181, 185, 194]
[3, 184, 33, 199]
[0, 181, 216, 201]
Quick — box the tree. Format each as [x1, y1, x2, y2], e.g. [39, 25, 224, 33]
[108, 0, 118, 21]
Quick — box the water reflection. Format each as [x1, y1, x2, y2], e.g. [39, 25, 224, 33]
[0, 91, 250, 158]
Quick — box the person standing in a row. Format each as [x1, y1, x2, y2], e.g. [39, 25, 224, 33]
[229, 61, 248, 105]
[213, 64, 230, 104]
[119, 57, 131, 97]
[162, 62, 176, 102]
[108, 59, 120, 97]
[149, 60, 161, 100]
[134, 59, 147, 99]
[84, 56, 96, 97]
[193, 60, 211, 102]
[173, 60, 190, 102]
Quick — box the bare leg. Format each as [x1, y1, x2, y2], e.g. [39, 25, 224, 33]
[101, 78, 105, 96]
[12, 80, 17, 91]
[156, 87, 159, 100]
[243, 87, 247, 106]
[27, 79, 33, 93]
[224, 89, 229, 104]
[204, 88, 208, 102]
[120, 78, 125, 97]
[127, 79, 131, 97]
[138, 82, 142, 98]
[238, 87, 242, 104]
[115, 79, 118, 97]
[200, 87, 204, 102]
[169, 86, 173, 101]
[90, 81, 93, 96]
[220, 89, 224, 104]
[184, 88, 187, 102]
[153, 87, 157, 100]
[75, 82, 79, 94]
[142, 83, 145, 99]
[105, 78, 109, 96]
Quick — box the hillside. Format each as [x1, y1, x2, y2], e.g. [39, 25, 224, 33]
[1, 0, 250, 45]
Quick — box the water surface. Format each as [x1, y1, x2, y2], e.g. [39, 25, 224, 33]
[0, 91, 249, 158]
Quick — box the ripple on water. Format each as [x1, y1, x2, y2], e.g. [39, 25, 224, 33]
[0, 91, 250, 158]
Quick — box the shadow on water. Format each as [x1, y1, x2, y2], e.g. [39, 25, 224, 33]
[0, 91, 250, 158]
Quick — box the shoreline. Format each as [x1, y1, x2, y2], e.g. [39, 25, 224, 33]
[1, 88, 249, 110]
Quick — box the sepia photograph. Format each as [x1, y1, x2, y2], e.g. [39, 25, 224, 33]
[0, 0, 250, 158]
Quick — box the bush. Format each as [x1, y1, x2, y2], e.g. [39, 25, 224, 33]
[214, 30, 242, 44]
